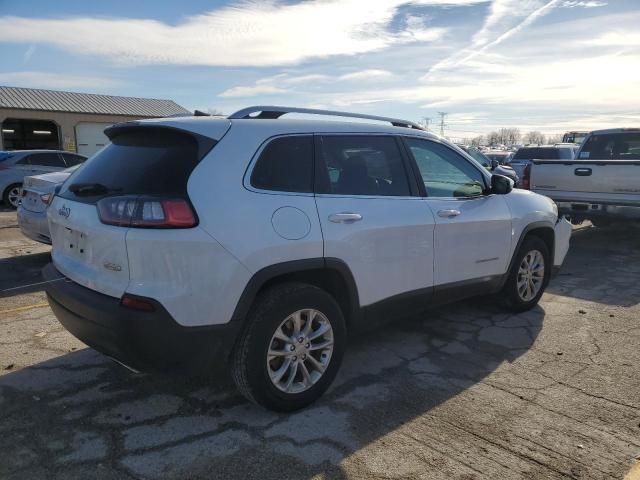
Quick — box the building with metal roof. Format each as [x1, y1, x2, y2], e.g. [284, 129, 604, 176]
[0, 86, 190, 156]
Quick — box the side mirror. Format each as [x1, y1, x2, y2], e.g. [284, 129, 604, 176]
[490, 159, 499, 170]
[491, 174, 513, 195]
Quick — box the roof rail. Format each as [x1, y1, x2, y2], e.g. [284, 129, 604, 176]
[227, 106, 424, 130]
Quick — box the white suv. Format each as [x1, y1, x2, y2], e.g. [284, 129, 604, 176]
[44, 107, 571, 411]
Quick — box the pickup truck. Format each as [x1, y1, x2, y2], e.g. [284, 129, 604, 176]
[529, 128, 640, 226]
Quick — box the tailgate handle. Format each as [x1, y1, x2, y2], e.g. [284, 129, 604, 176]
[574, 168, 592, 176]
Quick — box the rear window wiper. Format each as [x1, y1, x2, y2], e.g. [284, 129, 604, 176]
[68, 183, 122, 196]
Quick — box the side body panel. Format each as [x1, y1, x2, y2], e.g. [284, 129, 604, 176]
[426, 195, 512, 285]
[188, 123, 324, 280]
[315, 195, 435, 306]
[125, 227, 252, 327]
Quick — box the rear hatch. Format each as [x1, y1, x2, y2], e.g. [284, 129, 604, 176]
[531, 132, 640, 201]
[21, 170, 73, 213]
[48, 121, 226, 298]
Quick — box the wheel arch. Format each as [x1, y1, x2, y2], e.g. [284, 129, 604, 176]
[231, 258, 360, 329]
[506, 221, 555, 281]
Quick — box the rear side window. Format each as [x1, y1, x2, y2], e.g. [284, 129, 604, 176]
[62, 153, 86, 167]
[513, 148, 560, 160]
[579, 132, 640, 160]
[316, 135, 410, 196]
[250, 136, 313, 193]
[29, 153, 65, 167]
[60, 128, 213, 202]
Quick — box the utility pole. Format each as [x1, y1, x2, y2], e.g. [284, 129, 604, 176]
[422, 117, 431, 132]
[437, 112, 448, 137]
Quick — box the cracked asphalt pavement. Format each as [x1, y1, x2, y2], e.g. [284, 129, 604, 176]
[1, 208, 639, 479]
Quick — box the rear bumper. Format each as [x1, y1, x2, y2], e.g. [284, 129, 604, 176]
[556, 202, 640, 221]
[17, 206, 51, 244]
[43, 263, 242, 375]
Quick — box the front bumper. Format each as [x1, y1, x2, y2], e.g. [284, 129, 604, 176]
[553, 217, 572, 268]
[17, 206, 51, 244]
[43, 263, 242, 374]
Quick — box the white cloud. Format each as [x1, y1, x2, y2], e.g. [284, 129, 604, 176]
[429, 0, 559, 72]
[219, 69, 394, 97]
[218, 84, 287, 98]
[561, 1, 607, 7]
[22, 45, 36, 64]
[0, 71, 122, 90]
[0, 0, 471, 67]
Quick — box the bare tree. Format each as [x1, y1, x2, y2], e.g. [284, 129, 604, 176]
[486, 131, 500, 146]
[545, 134, 562, 144]
[524, 131, 545, 145]
[471, 135, 485, 147]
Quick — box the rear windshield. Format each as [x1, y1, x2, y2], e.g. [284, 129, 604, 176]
[578, 132, 640, 160]
[513, 147, 572, 160]
[59, 128, 214, 202]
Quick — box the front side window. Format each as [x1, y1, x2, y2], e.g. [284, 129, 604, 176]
[316, 135, 410, 196]
[250, 136, 313, 193]
[404, 138, 486, 198]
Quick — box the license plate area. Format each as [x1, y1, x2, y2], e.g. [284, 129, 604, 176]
[63, 227, 89, 259]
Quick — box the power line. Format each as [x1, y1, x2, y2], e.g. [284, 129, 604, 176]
[421, 117, 432, 132]
[437, 112, 448, 136]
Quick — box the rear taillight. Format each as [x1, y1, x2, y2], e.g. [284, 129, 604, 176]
[521, 164, 531, 190]
[97, 196, 197, 228]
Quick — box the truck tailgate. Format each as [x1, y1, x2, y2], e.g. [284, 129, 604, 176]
[531, 160, 640, 205]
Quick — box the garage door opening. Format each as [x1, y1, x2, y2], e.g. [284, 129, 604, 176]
[2, 118, 61, 150]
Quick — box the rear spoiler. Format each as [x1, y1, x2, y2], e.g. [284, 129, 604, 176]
[104, 123, 222, 160]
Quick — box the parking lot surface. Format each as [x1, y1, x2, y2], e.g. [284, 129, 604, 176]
[1, 208, 639, 480]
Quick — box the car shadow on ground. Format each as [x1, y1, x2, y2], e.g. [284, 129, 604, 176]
[0, 251, 51, 297]
[0, 300, 544, 479]
[546, 224, 640, 307]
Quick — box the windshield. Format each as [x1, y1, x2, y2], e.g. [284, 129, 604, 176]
[513, 147, 572, 160]
[578, 132, 640, 160]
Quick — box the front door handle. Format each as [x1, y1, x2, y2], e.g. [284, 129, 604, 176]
[437, 209, 461, 218]
[328, 212, 363, 224]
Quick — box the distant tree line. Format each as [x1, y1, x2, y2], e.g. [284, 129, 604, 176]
[463, 129, 562, 147]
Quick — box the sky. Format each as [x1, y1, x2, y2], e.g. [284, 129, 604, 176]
[0, 0, 638, 139]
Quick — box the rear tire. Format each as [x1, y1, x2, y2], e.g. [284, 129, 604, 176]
[3, 183, 22, 209]
[231, 282, 346, 412]
[590, 217, 612, 228]
[501, 236, 550, 312]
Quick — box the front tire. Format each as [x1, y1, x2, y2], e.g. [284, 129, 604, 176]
[501, 236, 550, 312]
[231, 282, 346, 412]
[3, 183, 22, 209]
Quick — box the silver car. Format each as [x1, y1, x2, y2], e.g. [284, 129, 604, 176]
[17, 165, 82, 244]
[1, 150, 86, 208]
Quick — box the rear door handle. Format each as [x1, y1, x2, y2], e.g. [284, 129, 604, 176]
[574, 167, 592, 176]
[437, 209, 461, 218]
[328, 212, 363, 224]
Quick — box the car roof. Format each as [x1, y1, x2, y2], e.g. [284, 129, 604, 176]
[1, 149, 81, 154]
[588, 128, 640, 135]
[131, 115, 441, 140]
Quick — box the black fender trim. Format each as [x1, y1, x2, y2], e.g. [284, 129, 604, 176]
[231, 257, 360, 323]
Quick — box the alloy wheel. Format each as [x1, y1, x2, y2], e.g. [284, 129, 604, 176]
[266, 308, 334, 394]
[517, 249, 545, 301]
